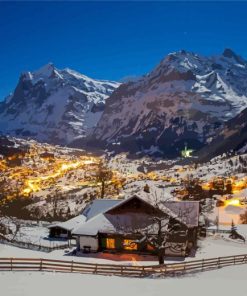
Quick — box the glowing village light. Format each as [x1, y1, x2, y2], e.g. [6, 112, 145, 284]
[224, 199, 241, 207]
[181, 145, 194, 158]
[20, 158, 96, 196]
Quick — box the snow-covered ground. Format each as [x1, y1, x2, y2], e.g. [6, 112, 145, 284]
[0, 218, 69, 248]
[207, 203, 247, 225]
[1, 264, 247, 296]
[0, 235, 247, 265]
[1, 234, 247, 295]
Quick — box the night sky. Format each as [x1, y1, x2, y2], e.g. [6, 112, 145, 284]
[1, 1, 247, 99]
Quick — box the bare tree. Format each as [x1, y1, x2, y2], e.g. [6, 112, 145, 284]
[46, 189, 60, 218]
[0, 212, 21, 242]
[10, 218, 21, 241]
[115, 193, 190, 265]
[140, 214, 186, 264]
[95, 161, 113, 199]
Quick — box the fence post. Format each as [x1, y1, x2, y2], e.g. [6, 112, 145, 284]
[121, 266, 123, 276]
[142, 266, 145, 277]
[40, 259, 43, 271]
[201, 259, 204, 271]
[71, 261, 73, 273]
[10, 258, 13, 271]
[217, 257, 220, 268]
[94, 264, 98, 274]
[234, 256, 236, 265]
[164, 265, 167, 275]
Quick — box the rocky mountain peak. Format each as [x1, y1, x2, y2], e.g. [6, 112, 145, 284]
[222, 48, 245, 65]
[90, 49, 247, 157]
[35, 62, 55, 75]
[0, 64, 120, 145]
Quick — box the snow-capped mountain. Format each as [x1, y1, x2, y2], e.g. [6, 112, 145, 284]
[91, 49, 247, 157]
[0, 63, 120, 145]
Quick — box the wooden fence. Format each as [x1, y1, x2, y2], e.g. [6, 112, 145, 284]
[1, 254, 247, 277]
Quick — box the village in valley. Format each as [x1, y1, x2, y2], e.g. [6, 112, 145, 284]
[1, 136, 247, 270]
[1, 134, 247, 296]
[0, 136, 247, 295]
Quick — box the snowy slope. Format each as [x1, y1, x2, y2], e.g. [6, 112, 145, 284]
[91, 49, 247, 157]
[0, 63, 120, 145]
[198, 107, 247, 161]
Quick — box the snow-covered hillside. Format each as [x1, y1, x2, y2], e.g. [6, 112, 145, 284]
[92, 49, 247, 157]
[0, 64, 120, 145]
[198, 106, 247, 161]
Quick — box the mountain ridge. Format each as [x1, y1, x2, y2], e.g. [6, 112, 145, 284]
[0, 64, 120, 145]
[1, 49, 247, 159]
[89, 48, 247, 157]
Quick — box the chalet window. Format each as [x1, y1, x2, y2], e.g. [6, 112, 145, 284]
[123, 239, 138, 250]
[146, 243, 155, 251]
[106, 238, 115, 249]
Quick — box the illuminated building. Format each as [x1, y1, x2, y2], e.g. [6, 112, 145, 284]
[181, 145, 194, 158]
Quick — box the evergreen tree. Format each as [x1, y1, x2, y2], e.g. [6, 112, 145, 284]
[230, 220, 237, 235]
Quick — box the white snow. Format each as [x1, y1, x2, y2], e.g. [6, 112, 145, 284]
[1, 234, 247, 265]
[1, 263, 247, 296]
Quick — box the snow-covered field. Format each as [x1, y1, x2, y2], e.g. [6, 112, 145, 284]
[1, 222, 247, 295]
[1, 264, 247, 296]
[0, 218, 70, 248]
[0, 234, 247, 265]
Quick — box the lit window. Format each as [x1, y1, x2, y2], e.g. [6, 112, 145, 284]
[123, 239, 138, 250]
[106, 238, 115, 249]
[147, 243, 155, 251]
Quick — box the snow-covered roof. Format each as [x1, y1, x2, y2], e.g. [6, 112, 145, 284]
[72, 213, 114, 236]
[82, 199, 121, 221]
[48, 199, 122, 233]
[73, 196, 158, 236]
[72, 212, 153, 236]
[48, 215, 86, 232]
[73, 196, 200, 236]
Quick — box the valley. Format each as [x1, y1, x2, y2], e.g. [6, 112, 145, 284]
[1, 136, 247, 228]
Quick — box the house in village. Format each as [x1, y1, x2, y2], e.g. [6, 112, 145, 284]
[70, 196, 199, 257]
[48, 199, 120, 239]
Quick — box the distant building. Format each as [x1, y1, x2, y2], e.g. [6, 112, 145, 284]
[40, 152, 55, 160]
[181, 145, 194, 158]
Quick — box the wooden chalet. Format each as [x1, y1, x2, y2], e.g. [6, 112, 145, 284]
[72, 196, 199, 257]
